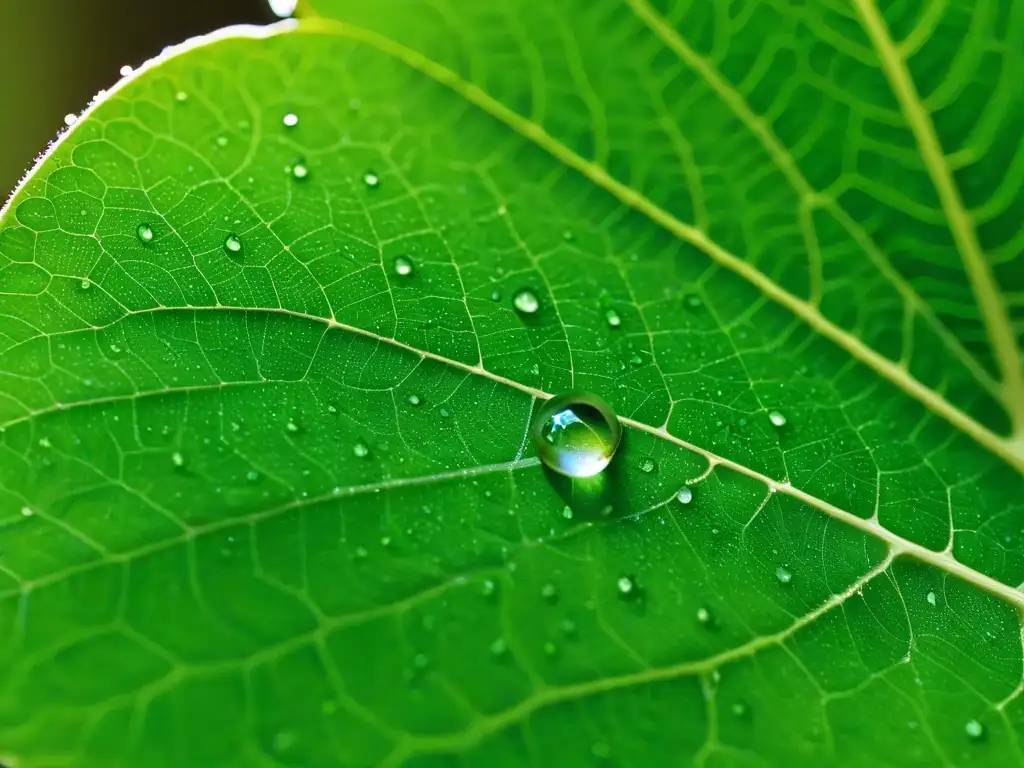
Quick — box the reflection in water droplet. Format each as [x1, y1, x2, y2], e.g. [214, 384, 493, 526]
[776, 566, 793, 584]
[353, 441, 369, 458]
[605, 309, 621, 328]
[282, 113, 299, 127]
[137, 223, 153, 243]
[639, 457, 656, 473]
[224, 234, 242, 255]
[696, 606, 711, 624]
[769, 410, 787, 427]
[513, 289, 539, 315]
[290, 161, 309, 180]
[677, 487, 693, 504]
[926, 591, 937, 606]
[616, 576, 634, 595]
[394, 256, 413, 276]
[965, 719, 984, 740]
[285, 421, 299, 433]
[363, 171, 379, 188]
[171, 451, 185, 467]
[531, 392, 621, 478]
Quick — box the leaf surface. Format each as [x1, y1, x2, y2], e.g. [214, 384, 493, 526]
[1, 1, 1023, 765]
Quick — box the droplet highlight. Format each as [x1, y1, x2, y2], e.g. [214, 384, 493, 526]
[363, 171, 379, 188]
[776, 566, 793, 584]
[223, 234, 242, 255]
[768, 410, 787, 427]
[965, 719, 984, 740]
[137, 223, 153, 244]
[353, 441, 370, 458]
[513, 289, 539, 315]
[393, 256, 413, 276]
[282, 113, 299, 127]
[531, 391, 621, 478]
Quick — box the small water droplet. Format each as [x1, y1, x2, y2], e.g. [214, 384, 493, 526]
[21, 506, 34, 517]
[544, 640, 558, 656]
[215, 136, 228, 148]
[171, 451, 185, 467]
[223, 234, 242, 255]
[562, 505, 573, 520]
[531, 392, 621, 478]
[137, 223, 153, 243]
[175, 91, 188, 102]
[285, 421, 299, 434]
[353, 441, 370, 458]
[696, 606, 712, 624]
[541, 583, 558, 603]
[677, 487, 693, 504]
[38, 437, 52, 449]
[965, 719, 984, 740]
[768, 410, 787, 427]
[393, 256, 413, 276]
[731, 701, 748, 717]
[490, 290, 502, 302]
[560, 618, 577, 636]
[282, 113, 299, 127]
[605, 309, 621, 328]
[513, 289, 539, 315]
[439, 407, 451, 419]
[119, 64, 133, 77]
[639, 457, 656, 473]
[326, 404, 338, 414]
[354, 546, 368, 559]
[481, 579, 496, 597]
[629, 353, 644, 367]
[64, 113, 78, 127]
[363, 171, 379, 188]
[245, 470, 260, 482]
[80, 278, 92, 290]
[489, 637, 508, 658]
[616, 576, 635, 596]
[268, 0, 298, 17]
[926, 590, 937, 606]
[776, 566, 793, 584]
[290, 161, 309, 180]
[407, 394, 421, 406]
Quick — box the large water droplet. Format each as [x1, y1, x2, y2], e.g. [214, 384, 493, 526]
[776, 565, 793, 584]
[616, 576, 635, 596]
[268, 0, 298, 17]
[407, 393, 422, 407]
[363, 171, 379, 188]
[605, 309, 621, 328]
[513, 289, 539, 315]
[489, 637, 508, 658]
[696, 606, 712, 625]
[531, 392, 621, 478]
[171, 451, 185, 468]
[639, 457, 656, 473]
[224, 234, 242, 255]
[290, 160, 309, 181]
[353, 441, 370, 458]
[926, 590, 937, 606]
[677, 487, 693, 504]
[137, 223, 153, 244]
[965, 719, 984, 740]
[282, 113, 299, 127]
[768, 410, 787, 427]
[393, 256, 413, 276]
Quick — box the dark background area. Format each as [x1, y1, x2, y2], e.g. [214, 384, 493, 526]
[0, 0, 279, 201]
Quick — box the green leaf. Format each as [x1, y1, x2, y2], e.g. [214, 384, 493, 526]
[1, 1, 1023, 765]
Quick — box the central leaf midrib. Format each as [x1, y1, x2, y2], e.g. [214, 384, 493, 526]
[6, 303, 1023, 610]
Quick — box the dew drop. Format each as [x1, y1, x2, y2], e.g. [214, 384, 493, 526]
[616, 576, 635, 596]
[965, 719, 984, 740]
[407, 394, 422, 406]
[171, 451, 185, 467]
[731, 701, 748, 717]
[353, 441, 370, 458]
[768, 410, 787, 427]
[544, 641, 558, 656]
[561, 505, 573, 520]
[677, 487, 693, 504]
[175, 91, 188, 102]
[119, 64, 133, 77]
[268, 0, 298, 17]
[696, 606, 712, 625]
[64, 113, 77, 127]
[393, 256, 413, 276]
[80, 278, 92, 290]
[223, 234, 242, 255]
[926, 590, 937, 606]
[490, 290, 502, 302]
[285, 421, 299, 434]
[282, 112, 299, 127]
[21, 506, 34, 517]
[326, 404, 338, 414]
[489, 637, 508, 658]
[513, 289, 539, 315]
[639, 457, 656, 474]
[290, 161, 309, 181]
[245, 470, 260, 482]
[215, 136, 228, 148]
[541, 583, 558, 603]
[137, 223, 153, 243]
[560, 618, 577, 637]
[363, 171, 379, 188]
[481, 579, 496, 597]
[605, 309, 621, 328]
[531, 392, 621, 478]
[776, 566, 793, 585]
[38, 437, 52, 449]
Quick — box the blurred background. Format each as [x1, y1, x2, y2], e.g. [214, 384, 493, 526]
[0, 0, 284, 201]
